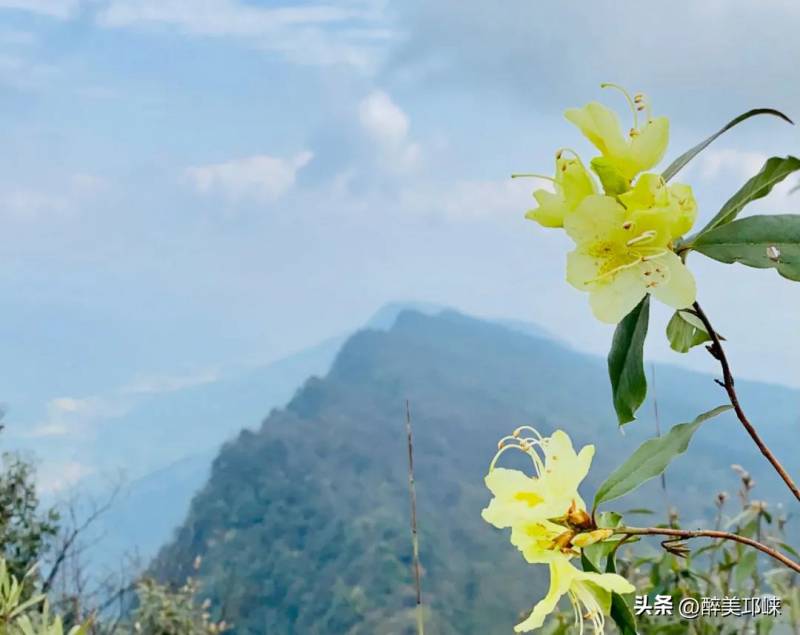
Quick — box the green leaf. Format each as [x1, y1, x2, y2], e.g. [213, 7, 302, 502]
[734, 550, 758, 588]
[593, 405, 732, 511]
[661, 109, 793, 183]
[774, 541, 800, 560]
[692, 214, 800, 282]
[666, 310, 711, 353]
[693, 156, 800, 237]
[622, 508, 655, 515]
[583, 511, 626, 570]
[581, 553, 638, 635]
[608, 296, 650, 425]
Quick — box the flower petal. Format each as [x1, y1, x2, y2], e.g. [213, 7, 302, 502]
[566, 250, 602, 291]
[511, 520, 568, 564]
[667, 183, 697, 237]
[543, 431, 594, 501]
[574, 569, 636, 595]
[514, 557, 576, 632]
[482, 468, 547, 528]
[588, 267, 647, 324]
[649, 251, 696, 310]
[564, 102, 628, 158]
[526, 190, 567, 228]
[563, 195, 626, 245]
[629, 116, 669, 175]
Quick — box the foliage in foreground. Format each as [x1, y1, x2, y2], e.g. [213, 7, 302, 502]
[489, 84, 800, 633]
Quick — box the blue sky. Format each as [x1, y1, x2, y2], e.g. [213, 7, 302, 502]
[1, 0, 799, 490]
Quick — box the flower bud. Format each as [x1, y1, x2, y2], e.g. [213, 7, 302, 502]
[566, 503, 593, 529]
[571, 528, 613, 548]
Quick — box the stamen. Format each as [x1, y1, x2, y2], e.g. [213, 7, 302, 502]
[600, 82, 639, 130]
[588, 257, 642, 283]
[511, 173, 556, 182]
[635, 92, 653, 121]
[556, 147, 583, 162]
[626, 230, 657, 247]
[568, 592, 581, 631]
[497, 435, 518, 448]
[488, 439, 545, 475]
[489, 444, 521, 471]
[513, 425, 544, 440]
[489, 426, 551, 475]
[641, 249, 669, 261]
[569, 591, 585, 635]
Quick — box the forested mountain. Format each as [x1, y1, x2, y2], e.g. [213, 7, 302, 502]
[152, 310, 800, 634]
[90, 303, 446, 572]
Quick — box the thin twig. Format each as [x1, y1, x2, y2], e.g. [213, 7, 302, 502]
[692, 301, 800, 502]
[616, 526, 800, 573]
[650, 365, 667, 495]
[405, 400, 424, 635]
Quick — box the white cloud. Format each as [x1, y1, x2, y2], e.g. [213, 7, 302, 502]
[400, 177, 530, 220]
[24, 367, 224, 440]
[358, 90, 420, 170]
[98, 1, 358, 35]
[122, 368, 219, 395]
[26, 395, 129, 439]
[185, 152, 313, 202]
[0, 28, 37, 46]
[0, 53, 58, 91]
[37, 460, 94, 495]
[359, 90, 409, 145]
[0, 0, 78, 18]
[697, 148, 800, 212]
[95, 0, 392, 69]
[699, 148, 768, 181]
[0, 172, 107, 221]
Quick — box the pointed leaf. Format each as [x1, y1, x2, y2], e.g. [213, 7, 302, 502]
[693, 156, 800, 237]
[666, 310, 711, 353]
[693, 214, 800, 281]
[608, 296, 650, 425]
[735, 550, 758, 588]
[774, 541, 800, 560]
[593, 405, 732, 510]
[662, 109, 793, 182]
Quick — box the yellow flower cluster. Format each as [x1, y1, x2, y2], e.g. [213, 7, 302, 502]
[523, 86, 697, 323]
[482, 427, 633, 633]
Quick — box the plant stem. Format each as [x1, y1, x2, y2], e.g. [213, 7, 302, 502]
[615, 526, 800, 573]
[405, 401, 424, 635]
[691, 301, 800, 502]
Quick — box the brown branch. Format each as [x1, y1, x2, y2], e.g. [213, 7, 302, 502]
[42, 488, 119, 594]
[691, 301, 800, 502]
[405, 401, 424, 635]
[616, 526, 800, 573]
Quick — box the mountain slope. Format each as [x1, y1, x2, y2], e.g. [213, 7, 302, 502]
[152, 310, 799, 634]
[87, 303, 456, 573]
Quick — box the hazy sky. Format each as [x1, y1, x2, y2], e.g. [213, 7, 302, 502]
[1, 1, 799, 487]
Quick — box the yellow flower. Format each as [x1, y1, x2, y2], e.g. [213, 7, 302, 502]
[513, 555, 635, 633]
[618, 173, 697, 239]
[481, 428, 594, 530]
[565, 88, 668, 185]
[482, 427, 634, 633]
[564, 194, 696, 323]
[524, 153, 597, 228]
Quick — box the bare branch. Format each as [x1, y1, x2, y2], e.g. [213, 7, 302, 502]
[616, 526, 800, 573]
[692, 302, 800, 502]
